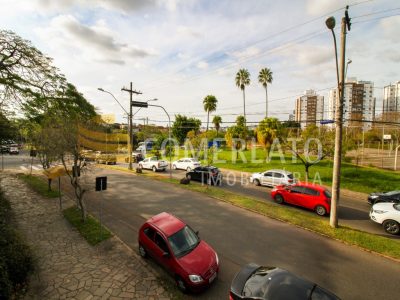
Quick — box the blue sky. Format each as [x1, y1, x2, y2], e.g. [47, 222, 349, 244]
[1, 0, 399, 127]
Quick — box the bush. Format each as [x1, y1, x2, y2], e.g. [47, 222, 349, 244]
[0, 190, 34, 299]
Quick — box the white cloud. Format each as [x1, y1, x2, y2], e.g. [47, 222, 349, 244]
[306, 0, 343, 16]
[380, 15, 400, 44]
[36, 15, 155, 65]
[196, 61, 208, 69]
[230, 46, 261, 60]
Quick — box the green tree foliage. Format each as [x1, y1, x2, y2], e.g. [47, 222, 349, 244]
[0, 112, 17, 140]
[172, 114, 201, 145]
[212, 115, 222, 135]
[235, 69, 250, 124]
[256, 117, 282, 155]
[225, 116, 249, 157]
[0, 30, 64, 107]
[258, 68, 273, 118]
[203, 95, 218, 132]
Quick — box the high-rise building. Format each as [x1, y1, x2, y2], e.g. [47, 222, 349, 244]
[382, 81, 400, 122]
[295, 90, 324, 129]
[328, 78, 375, 130]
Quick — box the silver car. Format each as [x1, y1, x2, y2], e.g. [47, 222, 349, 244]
[250, 169, 296, 187]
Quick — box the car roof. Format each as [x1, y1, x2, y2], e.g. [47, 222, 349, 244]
[147, 212, 186, 237]
[296, 182, 327, 191]
[264, 169, 292, 174]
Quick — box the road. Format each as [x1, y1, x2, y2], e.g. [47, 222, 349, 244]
[3, 153, 397, 238]
[60, 168, 399, 300]
[117, 162, 398, 239]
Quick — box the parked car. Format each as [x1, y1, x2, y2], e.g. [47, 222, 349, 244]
[229, 263, 340, 300]
[9, 146, 19, 155]
[250, 169, 296, 187]
[368, 190, 400, 205]
[124, 152, 144, 163]
[138, 212, 219, 292]
[186, 166, 222, 186]
[1, 145, 9, 153]
[138, 156, 168, 172]
[95, 153, 117, 165]
[172, 158, 201, 171]
[271, 183, 331, 216]
[369, 202, 400, 235]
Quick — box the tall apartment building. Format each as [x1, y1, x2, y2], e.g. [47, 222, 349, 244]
[295, 90, 324, 129]
[382, 81, 400, 122]
[328, 78, 375, 130]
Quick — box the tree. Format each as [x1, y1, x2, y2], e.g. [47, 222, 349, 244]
[286, 125, 335, 180]
[0, 30, 64, 107]
[235, 69, 250, 126]
[256, 117, 282, 157]
[225, 116, 249, 159]
[172, 114, 201, 145]
[258, 68, 273, 118]
[212, 115, 222, 135]
[203, 95, 217, 132]
[0, 112, 17, 140]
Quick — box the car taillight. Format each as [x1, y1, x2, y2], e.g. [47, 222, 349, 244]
[229, 292, 234, 300]
[325, 197, 331, 204]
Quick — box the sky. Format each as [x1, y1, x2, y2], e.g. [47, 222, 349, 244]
[1, 0, 399, 128]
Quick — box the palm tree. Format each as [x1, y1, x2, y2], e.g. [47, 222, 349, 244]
[258, 68, 273, 118]
[212, 115, 222, 135]
[203, 95, 218, 132]
[235, 69, 250, 125]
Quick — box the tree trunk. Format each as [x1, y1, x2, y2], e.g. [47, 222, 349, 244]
[206, 110, 209, 132]
[243, 88, 247, 150]
[48, 178, 52, 191]
[265, 86, 268, 118]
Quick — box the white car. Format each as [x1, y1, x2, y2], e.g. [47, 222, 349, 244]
[138, 156, 168, 172]
[172, 157, 201, 171]
[250, 169, 296, 187]
[369, 202, 400, 235]
[9, 146, 19, 155]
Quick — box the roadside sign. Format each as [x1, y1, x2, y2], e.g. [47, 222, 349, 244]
[131, 101, 148, 108]
[383, 134, 391, 140]
[320, 120, 335, 125]
[95, 176, 107, 191]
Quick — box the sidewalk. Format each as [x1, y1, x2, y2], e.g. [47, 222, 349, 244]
[219, 168, 369, 201]
[0, 174, 171, 300]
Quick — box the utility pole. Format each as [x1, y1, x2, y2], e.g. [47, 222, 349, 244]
[121, 82, 142, 170]
[329, 7, 351, 228]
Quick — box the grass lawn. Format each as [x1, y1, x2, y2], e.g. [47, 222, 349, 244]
[63, 206, 112, 245]
[17, 174, 60, 198]
[133, 170, 400, 260]
[164, 148, 400, 194]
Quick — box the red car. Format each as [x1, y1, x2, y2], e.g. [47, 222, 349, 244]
[138, 212, 219, 293]
[271, 183, 331, 216]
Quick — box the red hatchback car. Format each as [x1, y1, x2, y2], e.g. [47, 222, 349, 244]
[271, 183, 331, 216]
[138, 212, 219, 292]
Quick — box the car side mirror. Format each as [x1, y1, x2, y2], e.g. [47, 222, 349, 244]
[195, 231, 199, 236]
[162, 251, 170, 258]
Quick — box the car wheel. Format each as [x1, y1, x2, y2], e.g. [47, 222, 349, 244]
[253, 179, 261, 186]
[383, 220, 400, 235]
[139, 244, 147, 258]
[315, 205, 327, 216]
[173, 164, 177, 170]
[274, 194, 284, 204]
[175, 276, 188, 293]
[186, 167, 191, 172]
[152, 166, 157, 172]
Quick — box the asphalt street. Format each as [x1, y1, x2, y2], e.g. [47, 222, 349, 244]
[118, 162, 398, 238]
[63, 168, 400, 300]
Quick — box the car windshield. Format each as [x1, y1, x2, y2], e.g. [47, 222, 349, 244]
[287, 174, 294, 179]
[167, 226, 200, 258]
[394, 204, 400, 211]
[385, 191, 400, 196]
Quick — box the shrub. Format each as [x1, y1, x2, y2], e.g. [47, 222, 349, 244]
[0, 190, 34, 299]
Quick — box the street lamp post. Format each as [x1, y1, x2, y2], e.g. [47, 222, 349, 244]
[97, 88, 131, 167]
[326, 7, 351, 228]
[131, 101, 172, 180]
